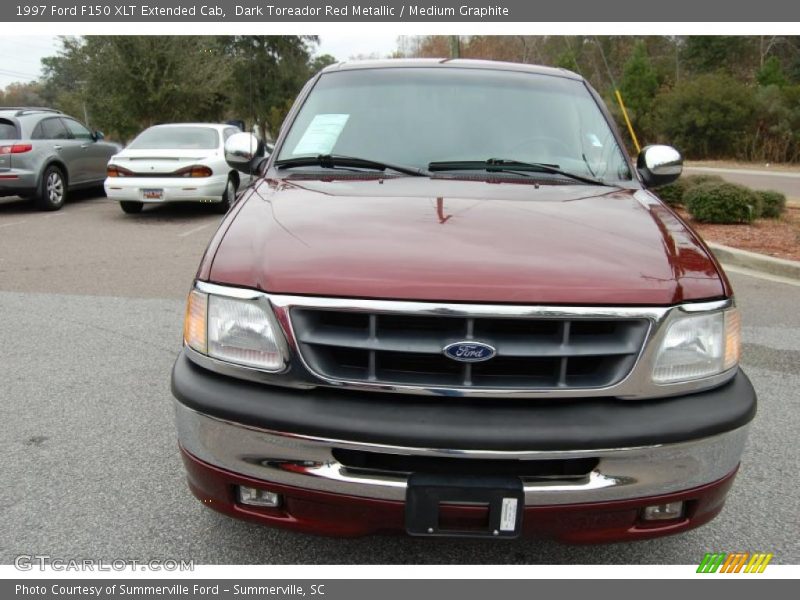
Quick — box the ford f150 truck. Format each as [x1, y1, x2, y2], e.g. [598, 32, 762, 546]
[171, 59, 756, 542]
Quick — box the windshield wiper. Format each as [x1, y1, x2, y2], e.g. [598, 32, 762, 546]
[428, 158, 608, 186]
[275, 154, 430, 177]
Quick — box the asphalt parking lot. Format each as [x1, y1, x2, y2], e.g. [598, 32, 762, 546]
[1, 193, 798, 565]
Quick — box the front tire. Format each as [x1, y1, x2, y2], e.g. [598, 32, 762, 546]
[35, 165, 66, 211]
[120, 201, 143, 214]
[213, 177, 236, 214]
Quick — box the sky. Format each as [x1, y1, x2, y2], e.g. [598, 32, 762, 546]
[0, 34, 400, 90]
[0, 36, 60, 89]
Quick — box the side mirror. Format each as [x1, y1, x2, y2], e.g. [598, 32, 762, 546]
[92, 130, 105, 142]
[637, 145, 682, 188]
[224, 132, 268, 173]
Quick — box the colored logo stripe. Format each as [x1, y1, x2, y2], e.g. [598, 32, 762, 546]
[722, 553, 748, 573]
[745, 553, 773, 573]
[697, 552, 773, 573]
[697, 553, 726, 573]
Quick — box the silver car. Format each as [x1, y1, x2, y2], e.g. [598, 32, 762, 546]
[0, 107, 120, 211]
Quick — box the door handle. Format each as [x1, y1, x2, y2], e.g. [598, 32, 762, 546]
[53, 145, 62, 150]
[81, 144, 89, 149]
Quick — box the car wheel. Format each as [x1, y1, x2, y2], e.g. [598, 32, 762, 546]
[213, 177, 236, 214]
[35, 165, 66, 211]
[120, 201, 144, 214]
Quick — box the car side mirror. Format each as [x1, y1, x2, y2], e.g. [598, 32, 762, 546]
[225, 132, 269, 174]
[92, 130, 105, 142]
[637, 145, 682, 188]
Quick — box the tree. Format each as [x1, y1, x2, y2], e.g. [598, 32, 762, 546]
[620, 42, 660, 119]
[750, 84, 793, 161]
[400, 35, 450, 59]
[680, 36, 755, 77]
[41, 36, 230, 139]
[0, 81, 46, 107]
[221, 36, 321, 137]
[40, 36, 91, 122]
[555, 49, 581, 73]
[39, 35, 325, 141]
[655, 73, 757, 158]
[310, 54, 337, 74]
[757, 56, 788, 87]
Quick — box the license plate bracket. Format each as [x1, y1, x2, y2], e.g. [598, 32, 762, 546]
[405, 473, 524, 538]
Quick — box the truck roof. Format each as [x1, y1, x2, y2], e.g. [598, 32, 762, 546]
[320, 58, 584, 81]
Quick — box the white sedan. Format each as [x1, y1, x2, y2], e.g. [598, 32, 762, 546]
[104, 123, 253, 214]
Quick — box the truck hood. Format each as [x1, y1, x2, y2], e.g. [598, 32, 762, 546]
[205, 176, 726, 305]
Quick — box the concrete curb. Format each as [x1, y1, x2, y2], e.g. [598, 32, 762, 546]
[708, 242, 800, 281]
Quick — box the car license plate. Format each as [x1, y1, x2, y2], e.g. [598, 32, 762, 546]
[142, 188, 163, 200]
[405, 473, 524, 538]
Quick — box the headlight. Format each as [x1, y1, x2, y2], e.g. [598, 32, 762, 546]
[183, 286, 287, 371]
[652, 307, 740, 384]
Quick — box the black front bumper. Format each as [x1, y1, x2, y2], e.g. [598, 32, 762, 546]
[171, 350, 757, 451]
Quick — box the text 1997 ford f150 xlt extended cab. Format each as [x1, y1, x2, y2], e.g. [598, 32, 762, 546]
[171, 59, 756, 542]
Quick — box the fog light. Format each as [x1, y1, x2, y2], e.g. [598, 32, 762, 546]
[238, 486, 281, 507]
[642, 501, 684, 521]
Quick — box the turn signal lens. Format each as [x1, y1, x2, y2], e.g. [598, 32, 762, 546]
[723, 308, 741, 371]
[107, 165, 133, 177]
[183, 289, 208, 354]
[177, 165, 213, 178]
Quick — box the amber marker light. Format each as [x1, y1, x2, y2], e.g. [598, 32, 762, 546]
[183, 289, 208, 354]
[106, 165, 134, 177]
[724, 308, 741, 371]
[176, 165, 213, 178]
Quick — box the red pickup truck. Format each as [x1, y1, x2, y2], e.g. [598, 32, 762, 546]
[171, 59, 756, 542]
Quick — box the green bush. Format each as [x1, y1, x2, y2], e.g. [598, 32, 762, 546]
[684, 174, 725, 188]
[656, 174, 724, 206]
[685, 182, 760, 224]
[755, 190, 787, 218]
[655, 74, 757, 159]
[655, 180, 688, 206]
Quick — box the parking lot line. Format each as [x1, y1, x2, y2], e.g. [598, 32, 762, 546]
[178, 224, 212, 238]
[721, 264, 800, 288]
[0, 220, 26, 229]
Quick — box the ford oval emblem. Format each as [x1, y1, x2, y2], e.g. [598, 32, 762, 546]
[443, 341, 496, 363]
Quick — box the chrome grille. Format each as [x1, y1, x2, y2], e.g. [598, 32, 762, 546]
[291, 309, 650, 390]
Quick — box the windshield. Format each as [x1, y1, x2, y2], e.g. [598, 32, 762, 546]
[278, 67, 632, 182]
[128, 126, 218, 150]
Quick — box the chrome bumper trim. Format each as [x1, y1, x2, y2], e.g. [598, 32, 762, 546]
[175, 401, 748, 505]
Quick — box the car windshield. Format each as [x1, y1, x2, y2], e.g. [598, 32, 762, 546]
[128, 126, 218, 150]
[277, 67, 632, 182]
